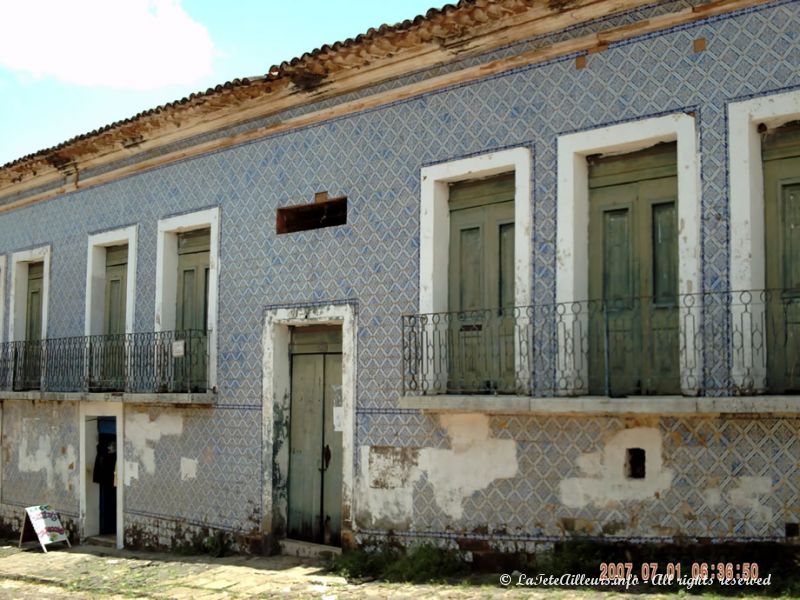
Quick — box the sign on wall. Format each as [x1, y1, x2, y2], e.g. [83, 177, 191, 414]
[19, 505, 71, 552]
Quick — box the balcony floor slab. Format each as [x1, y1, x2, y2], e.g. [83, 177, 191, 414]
[400, 394, 800, 416]
[0, 391, 215, 406]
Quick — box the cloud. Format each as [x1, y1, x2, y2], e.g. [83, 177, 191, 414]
[0, 0, 215, 90]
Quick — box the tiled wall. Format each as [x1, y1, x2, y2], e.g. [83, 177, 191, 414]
[0, 1, 798, 542]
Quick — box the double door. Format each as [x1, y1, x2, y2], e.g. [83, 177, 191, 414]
[91, 245, 127, 390]
[18, 262, 44, 390]
[763, 125, 800, 391]
[587, 143, 679, 395]
[174, 229, 209, 391]
[447, 174, 516, 393]
[287, 328, 343, 546]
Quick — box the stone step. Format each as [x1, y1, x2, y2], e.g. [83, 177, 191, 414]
[279, 538, 341, 559]
[84, 535, 116, 548]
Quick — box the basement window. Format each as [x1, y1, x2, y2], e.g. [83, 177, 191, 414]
[276, 191, 347, 234]
[625, 448, 646, 479]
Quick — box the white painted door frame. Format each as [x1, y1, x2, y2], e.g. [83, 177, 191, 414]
[261, 303, 357, 542]
[79, 401, 124, 549]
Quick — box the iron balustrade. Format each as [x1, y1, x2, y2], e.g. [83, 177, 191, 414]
[0, 330, 208, 394]
[401, 290, 800, 397]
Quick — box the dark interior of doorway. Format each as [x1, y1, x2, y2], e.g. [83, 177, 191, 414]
[94, 417, 117, 536]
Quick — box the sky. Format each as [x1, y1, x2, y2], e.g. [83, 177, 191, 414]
[0, 0, 439, 166]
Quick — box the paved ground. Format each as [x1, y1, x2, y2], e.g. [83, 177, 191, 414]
[0, 542, 779, 599]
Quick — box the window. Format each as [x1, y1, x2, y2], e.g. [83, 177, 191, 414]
[85, 226, 137, 336]
[417, 148, 532, 396]
[9, 246, 50, 342]
[276, 192, 347, 234]
[155, 208, 219, 390]
[556, 113, 700, 396]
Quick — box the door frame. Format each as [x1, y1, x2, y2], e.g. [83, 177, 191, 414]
[79, 401, 124, 548]
[261, 302, 356, 545]
[155, 207, 220, 390]
[729, 89, 800, 390]
[419, 147, 532, 393]
[9, 245, 50, 342]
[0, 255, 6, 344]
[85, 226, 138, 336]
[556, 113, 701, 395]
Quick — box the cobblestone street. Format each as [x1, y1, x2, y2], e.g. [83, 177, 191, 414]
[0, 543, 779, 599]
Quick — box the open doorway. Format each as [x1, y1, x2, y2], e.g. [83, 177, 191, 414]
[80, 403, 123, 548]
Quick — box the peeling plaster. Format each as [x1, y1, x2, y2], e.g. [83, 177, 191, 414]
[358, 414, 518, 526]
[419, 414, 517, 520]
[559, 427, 674, 508]
[724, 476, 773, 522]
[124, 460, 139, 486]
[180, 457, 198, 481]
[358, 446, 416, 529]
[125, 412, 183, 481]
[18, 418, 77, 493]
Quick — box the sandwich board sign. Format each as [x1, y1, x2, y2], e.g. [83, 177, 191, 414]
[19, 505, 71, 552]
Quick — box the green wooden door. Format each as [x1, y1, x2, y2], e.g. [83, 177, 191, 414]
[763, 125, 800, 391]
[287, 328, 343, 546]
[25, 263, 43, 341]
[21, 262, 44, 389]
[447, 174, 515, 392]
[588, 143, 679, 395]
[95, 245, 127, 390]
[175, 230, 209, 391]
[104, 245, 128, 335]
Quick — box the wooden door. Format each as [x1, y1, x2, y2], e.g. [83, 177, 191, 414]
[104, 246, 128, 336]
[763, 125, 800, 391]
[447, 174, 515, 392]
[287, 328, 343, 546]
[93, 246, 128, 390]
[174, 230, 209, 391]
[588, 143, 679, 395]
[19, 262, 44, 390]
[25, 263, 43, 341]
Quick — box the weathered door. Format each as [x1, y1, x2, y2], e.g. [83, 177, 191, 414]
[588, 143, 679, 395]
[447, 174, 515, 392]
[287, 328, 343, 546]
[174, 229, 209, 391]
[763, 124, 800, 391]
[19, 262, 44, 390]
[94, 245, 127, 390]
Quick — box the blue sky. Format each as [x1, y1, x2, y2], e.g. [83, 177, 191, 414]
[0, 0, 437, 166]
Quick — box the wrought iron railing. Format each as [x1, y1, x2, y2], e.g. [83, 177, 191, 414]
[0, 330, 208, 394]
[402, 290, 800, 397]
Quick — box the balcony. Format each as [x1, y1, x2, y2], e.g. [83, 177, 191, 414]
[0, 330, 209, 401]
[401, 290, 800, 404]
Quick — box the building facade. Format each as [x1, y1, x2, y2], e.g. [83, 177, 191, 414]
[0, 0, 798, 553]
